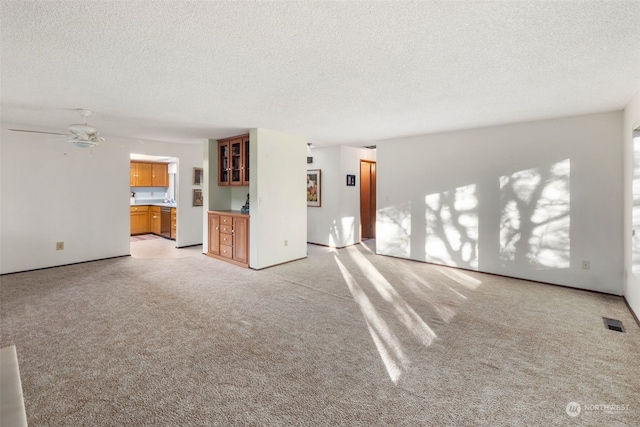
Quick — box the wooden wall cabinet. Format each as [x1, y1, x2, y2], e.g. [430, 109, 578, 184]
[207, 211, 249, 268]
[130, 206, 150, 235]
[130, 162, 169, 187]
[218, 134, 249, 186]
[131, 162, 152, 186]
[152, 163, 169, 187]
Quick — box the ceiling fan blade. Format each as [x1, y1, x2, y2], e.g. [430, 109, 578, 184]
[8, 129, 69, 136]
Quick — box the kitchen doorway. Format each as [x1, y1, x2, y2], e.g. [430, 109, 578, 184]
[360, 159, 376, 239]
[130, 153, 178, 258]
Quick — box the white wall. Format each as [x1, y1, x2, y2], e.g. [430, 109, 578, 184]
[307, 146, 340, 246]
[624, 89, 640, 318]
[0, 127, 203, 274]
[307, 145, 375, 247]
[250, 128, 307, 269]
[377, 112, 624, 294]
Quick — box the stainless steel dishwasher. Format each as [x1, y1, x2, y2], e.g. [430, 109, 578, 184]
[160, 207, 171, 238]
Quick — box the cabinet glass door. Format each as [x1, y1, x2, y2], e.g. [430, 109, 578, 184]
[230, 139, 242, 185]
[242, 137, 250, 185]
[219, 143, 229, 185]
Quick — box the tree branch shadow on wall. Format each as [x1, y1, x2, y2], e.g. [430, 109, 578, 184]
[378, 159, 570, 273]
[499, 159, 570, 271]
[377, 202, 412, 257]
[424, 184, 478, 269]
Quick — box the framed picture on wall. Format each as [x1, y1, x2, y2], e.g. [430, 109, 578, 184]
[193, 189, 203, 206]
[193, 167, 203, 185]
[307, 169, 321, 207]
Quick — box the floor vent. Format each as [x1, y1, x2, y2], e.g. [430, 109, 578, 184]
[603, 317, 625, 333]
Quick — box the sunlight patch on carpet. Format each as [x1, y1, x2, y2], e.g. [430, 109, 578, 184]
[335, 254, 407, 383]
[346, 246, 437, 347]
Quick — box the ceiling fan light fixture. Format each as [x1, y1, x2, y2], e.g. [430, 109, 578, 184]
[69, 138, 99, 148]
[68, 124, 99, 138]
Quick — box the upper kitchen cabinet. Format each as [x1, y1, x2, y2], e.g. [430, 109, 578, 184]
[218, 134, 249, 186]
[130, 162, 152, 186]
[151, 163, 169, 187]
[130, 161, 168, 187]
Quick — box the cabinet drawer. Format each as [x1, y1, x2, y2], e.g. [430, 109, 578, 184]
[220, 216, 233, 226]
[130, 206, 149, 212]
[220, 224, 232, 234]
[220, 233, 232, 245]
[220, 244, 233, 259]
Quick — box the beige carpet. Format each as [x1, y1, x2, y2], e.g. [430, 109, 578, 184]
[1, 241, 638, 426]
[130, 236, 201, 259]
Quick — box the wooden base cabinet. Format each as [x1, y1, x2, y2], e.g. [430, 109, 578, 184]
[170, 208, 176, 239]
[150, 206, 161, 235]
[130, 206, 150, 235]
[207, 211, 249, 268]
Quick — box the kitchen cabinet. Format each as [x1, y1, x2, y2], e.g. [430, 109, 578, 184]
[207, 211, 249, 268]
[130, 206, 150, 235]
[232, 215, 249, 264]
[152, 163, 169, 187]
[130, 162, 152, 187]
[170, 208, 177, 239]
[130, 162, 168, 187]
[218, 134, 249, 186]
[150, 206, 161, 235]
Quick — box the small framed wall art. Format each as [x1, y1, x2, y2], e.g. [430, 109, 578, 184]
[346, 174, 356, 186]
[307, 169, 321, 207]
[193, 167, 203, 185]
[193, 189, 203, 206]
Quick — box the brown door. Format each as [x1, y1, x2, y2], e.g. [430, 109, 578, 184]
[360, 160, 376, 239]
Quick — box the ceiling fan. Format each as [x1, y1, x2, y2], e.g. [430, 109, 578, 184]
[8, 109, 105, 148]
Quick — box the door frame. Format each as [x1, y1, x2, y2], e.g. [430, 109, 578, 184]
[360, 159, 376, 240]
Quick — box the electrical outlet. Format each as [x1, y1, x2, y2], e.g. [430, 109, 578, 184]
[582, 260, 590, 270]
[284, 240, 288, 247]
[56, 242, 64, 250]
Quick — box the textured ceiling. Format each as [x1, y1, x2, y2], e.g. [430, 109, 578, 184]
[1, 1, 639, 146]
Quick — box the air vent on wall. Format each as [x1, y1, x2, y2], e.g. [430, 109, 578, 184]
[363, 145, 377, 149]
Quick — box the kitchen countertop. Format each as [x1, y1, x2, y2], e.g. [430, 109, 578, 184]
[131, 201, 177, 208]
[208, 209, 249, 216]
